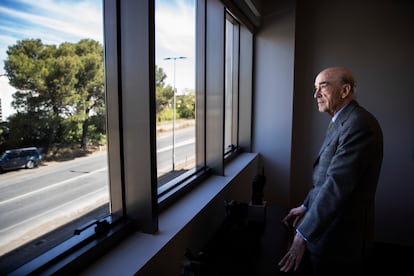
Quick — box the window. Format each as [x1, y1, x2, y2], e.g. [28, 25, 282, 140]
[224, 12, 240, 157]
[1, 0, 254, 274]
[155, 0, 198, 196]
[0, 1, 109, 273]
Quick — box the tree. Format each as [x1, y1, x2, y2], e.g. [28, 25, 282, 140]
[0, 122, 9, 152]
[72, 39, 105, 149]
[155, 65, 174, 121]
[177, 90, 195, 119]
[5, 111, 53, 150]
[155, 65, 173, 113]
[4, 38, 105, 151]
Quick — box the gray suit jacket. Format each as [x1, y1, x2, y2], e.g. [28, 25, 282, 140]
[297, 100, 383, 264]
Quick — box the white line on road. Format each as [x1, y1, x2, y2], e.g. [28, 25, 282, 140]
[156, 138, 195, 153]
[0, 186, 108, 234]
[0, 167, 107, 206]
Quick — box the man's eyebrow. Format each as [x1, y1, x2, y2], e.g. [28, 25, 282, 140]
[315, 81, 329, 87]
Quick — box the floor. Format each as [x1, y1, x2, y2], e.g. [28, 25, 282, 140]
[181, 205, 412, 276]
[181, 205, 305, 276]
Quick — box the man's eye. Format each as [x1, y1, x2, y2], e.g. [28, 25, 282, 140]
[315, 83, 328, 91]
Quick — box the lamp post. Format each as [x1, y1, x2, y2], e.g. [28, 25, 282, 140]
[163, 56, 186, 171]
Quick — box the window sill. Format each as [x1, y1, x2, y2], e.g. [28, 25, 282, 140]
[80, 152, 259, 275]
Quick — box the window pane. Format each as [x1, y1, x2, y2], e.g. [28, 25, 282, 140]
[225, 18, 234, 151]
[155, 0, 196, 189]
[0, 1, 108, 272]
[224, 14, 239, 154]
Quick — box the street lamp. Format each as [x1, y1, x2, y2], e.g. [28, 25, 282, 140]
[163, 56, 187, 171]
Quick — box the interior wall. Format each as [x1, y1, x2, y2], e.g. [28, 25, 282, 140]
[252, 0, 296, 207]
[255, 0, 414, 246]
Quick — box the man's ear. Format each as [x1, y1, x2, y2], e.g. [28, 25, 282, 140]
[341, 83, 351, 99]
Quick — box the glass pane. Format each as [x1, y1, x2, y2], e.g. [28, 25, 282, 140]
[224, 18, 234, 151]
[155, 0, 196, 188]
[0, 1, 108, 272]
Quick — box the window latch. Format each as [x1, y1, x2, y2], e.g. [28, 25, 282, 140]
[74, 218, 110, 235]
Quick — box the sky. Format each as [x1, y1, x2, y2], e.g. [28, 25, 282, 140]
[0, 0, 195, 120]
[155, 0, 195, 95]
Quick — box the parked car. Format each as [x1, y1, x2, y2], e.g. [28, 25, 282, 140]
[0, 147, 42, 172]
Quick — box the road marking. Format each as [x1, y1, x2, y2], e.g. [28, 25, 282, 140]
[0, 186, 108, 234]
[157, 138, 195, 153]
[0, 167, 107, 206]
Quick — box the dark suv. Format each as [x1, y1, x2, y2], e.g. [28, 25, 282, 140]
[0, 147, 43, 172]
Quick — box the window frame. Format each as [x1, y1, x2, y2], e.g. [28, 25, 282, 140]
[155, 0, 206, 210]
[104, 0, 253, 230]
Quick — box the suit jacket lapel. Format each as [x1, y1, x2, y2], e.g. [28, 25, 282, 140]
[314, 100, 359, 166]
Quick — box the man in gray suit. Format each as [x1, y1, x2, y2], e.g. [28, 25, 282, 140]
[278, 67, 383, 275]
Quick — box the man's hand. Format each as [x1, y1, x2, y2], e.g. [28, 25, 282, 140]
[278, 233, 306, 272]
[281, 206, 306, 228]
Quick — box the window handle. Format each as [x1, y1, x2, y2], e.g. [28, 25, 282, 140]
[74, 218, 110, 235]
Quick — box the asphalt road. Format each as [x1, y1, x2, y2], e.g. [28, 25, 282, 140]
[0, 151, 110, 256]
[0, 124, 196, 259]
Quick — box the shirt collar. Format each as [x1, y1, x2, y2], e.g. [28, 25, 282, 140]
[332, 102, 349, 122]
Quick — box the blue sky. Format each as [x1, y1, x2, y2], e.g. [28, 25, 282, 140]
[0, 0, 195, 119]
[155, 0, 195, 94]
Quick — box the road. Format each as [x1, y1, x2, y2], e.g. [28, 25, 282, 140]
[0, 151, 109, 255]
[0, 125, 195, 256]
[157, 126, 195, 175]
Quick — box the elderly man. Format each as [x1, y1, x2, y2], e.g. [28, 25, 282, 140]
[279, 67, 383, 275]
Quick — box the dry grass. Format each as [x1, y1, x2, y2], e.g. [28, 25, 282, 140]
[44, 145, 102, 162]
[156, 119, 195, 135]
